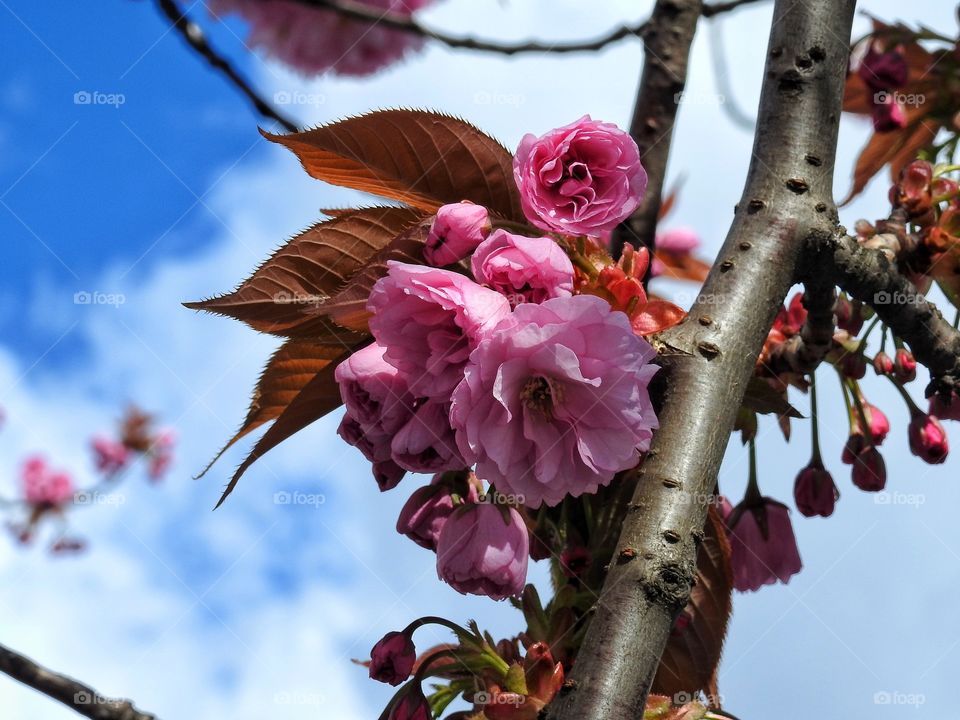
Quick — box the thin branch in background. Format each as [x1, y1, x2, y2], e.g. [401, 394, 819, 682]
[708, 18, 757, 131]
[0, 643, 157, 720]
[285, 0, 767, 55]
[153, 0, 298, 132]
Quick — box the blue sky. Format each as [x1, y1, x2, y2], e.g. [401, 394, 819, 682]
[0, 1, 958, 719]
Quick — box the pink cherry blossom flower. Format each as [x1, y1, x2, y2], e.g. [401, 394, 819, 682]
[91, 436, 129, 475]
[390, 400, 465, 473]
[450, 295, 658, 508]
[369, 630, 416, 686]
[337, 416, 406, 490]
[22, 457, 74, 507]
[147, 430, 176, 482]
[388, 684, 431, 720]
[209, 0, 433, 78]
[908, 413, 949, 464]
[368, 262, 510, 399]
[335, 343, 415, 435]
[725, 498, 802, 592]
[793, 460, 838, 518]
[872, 95, 907, 133]
[513, 116, 647, 236]
[424, 202, 491, 266]
[436, 503, 528, 600]
[857, 42, 908, 92]
[471, 230, 574, 306]
[397, 474, 479, 550]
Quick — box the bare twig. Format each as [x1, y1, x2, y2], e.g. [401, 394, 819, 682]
[153, 0, 298, 132]
[547, 0, 857, 717]
[0, 642, 157, 720]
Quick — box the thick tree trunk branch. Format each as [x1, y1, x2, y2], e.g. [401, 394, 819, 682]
[612, 0, 702, 262]
[0, 643, 157, 720]
[547, 1, 856, 718]
[808, 232, 960, 395]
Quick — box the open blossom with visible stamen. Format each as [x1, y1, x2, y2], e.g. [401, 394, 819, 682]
[471, 230, 574, 305]
[436, 503, 528, 600]
[513, 116, 647, 236]
[450, 295, 659, 508]
[368, 263, 510, 399]
[209, 0, 433, 77]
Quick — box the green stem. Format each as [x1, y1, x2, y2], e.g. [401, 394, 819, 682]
[885, 374, 923, 416]
[809, 372, 822, 462]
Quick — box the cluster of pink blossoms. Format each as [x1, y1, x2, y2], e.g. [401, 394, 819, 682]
[337, 117, 660, 601]
[210, 0, 434, 77]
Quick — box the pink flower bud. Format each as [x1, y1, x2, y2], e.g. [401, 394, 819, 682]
[834, 296, 865, 335]
[872, 94, 907, 133]
[559, 545, 592, 579]
[793, 461, 838, 518]
[862, 403, 890, 444]
[91, 436, 129, 475]
[929, 391, 960, 422]
[513, 116, 647, 236]
[396, 474, 479, 550]
[851, 446, 886, 491]
[842, 353, 867, 379]
[423, 202, 491, 266]
[725, 498, 802, 592]
[22, 456, 74, 507]
[369, 630, 416, 686]
[908, 413, 949, 464]
[436, 503, 528, 600]
[470, 230, 574, 306]
[858, 43, 909, 92]
[873, 351, 894, 376]
[894, 348, 917, 383]
[388, 684, 431, 720]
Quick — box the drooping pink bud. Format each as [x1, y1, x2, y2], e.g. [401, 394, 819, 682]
[436, 503, 529, 600]
[858, 43, 909, 92]
[929, 391, 960, 422]
[834, 296, 865, 335]
[908, 413, 949, 464]
[842, 353, 867, 380]
[424, 202, 491, 266]
[725, 498, 803, 592]
[894, 348, 917, 383]
[369, 630, 416, 686]
[388, 683, 432, 720]
[793, 461, 838, 518]
[851, 446, 887, 491]
[396, 474, 479, 550]
[862, 403, 890, 444]
[873, 351, 894, 376]
[872, 94, 907, 133]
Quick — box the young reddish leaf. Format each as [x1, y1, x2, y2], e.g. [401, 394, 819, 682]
[185, 207, 425, 336]
[841, 115, 941, 205]
[631, 299, 686, 336]
[741, 376, 803, 418]
[653, 251, 712, 283]
[262, 110, 524, 221]
[197, 339, 349, 479]
[322, 220, 431, 332]
[215, 343, 365, 508]
[652, 504, 732, 703]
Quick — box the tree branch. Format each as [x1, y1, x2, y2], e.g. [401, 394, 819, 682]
[0, 642, 157, 720]
[154, 0, 298, 132]
[767, 276, 836, 376]
[808, 232, 960, 395]
[547, 1, 856, 718]
[611, 0, 702, 263]
[284, 0, 766, 56]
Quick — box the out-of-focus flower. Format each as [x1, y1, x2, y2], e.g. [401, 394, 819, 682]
[471, 230, 574, 305]
[930, 391, 960, 422]
[513, 116, 647, 236]
[436, 503, 528, 600]
[369, 630, 416, 686]
[871, 93, 907, 133]
[368, 262, 510, 399]
[451, 295, 658, 507]
[724, 497, 802, 592]
[209, 0, 434, 78]
[147, 430, 176, 482]
[908, 413, 949, 464]
[91, 436, 129, 475]
[857, 43, 908, 92]
[21, 457, 74, 508]
[424, 202, 491, 266]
